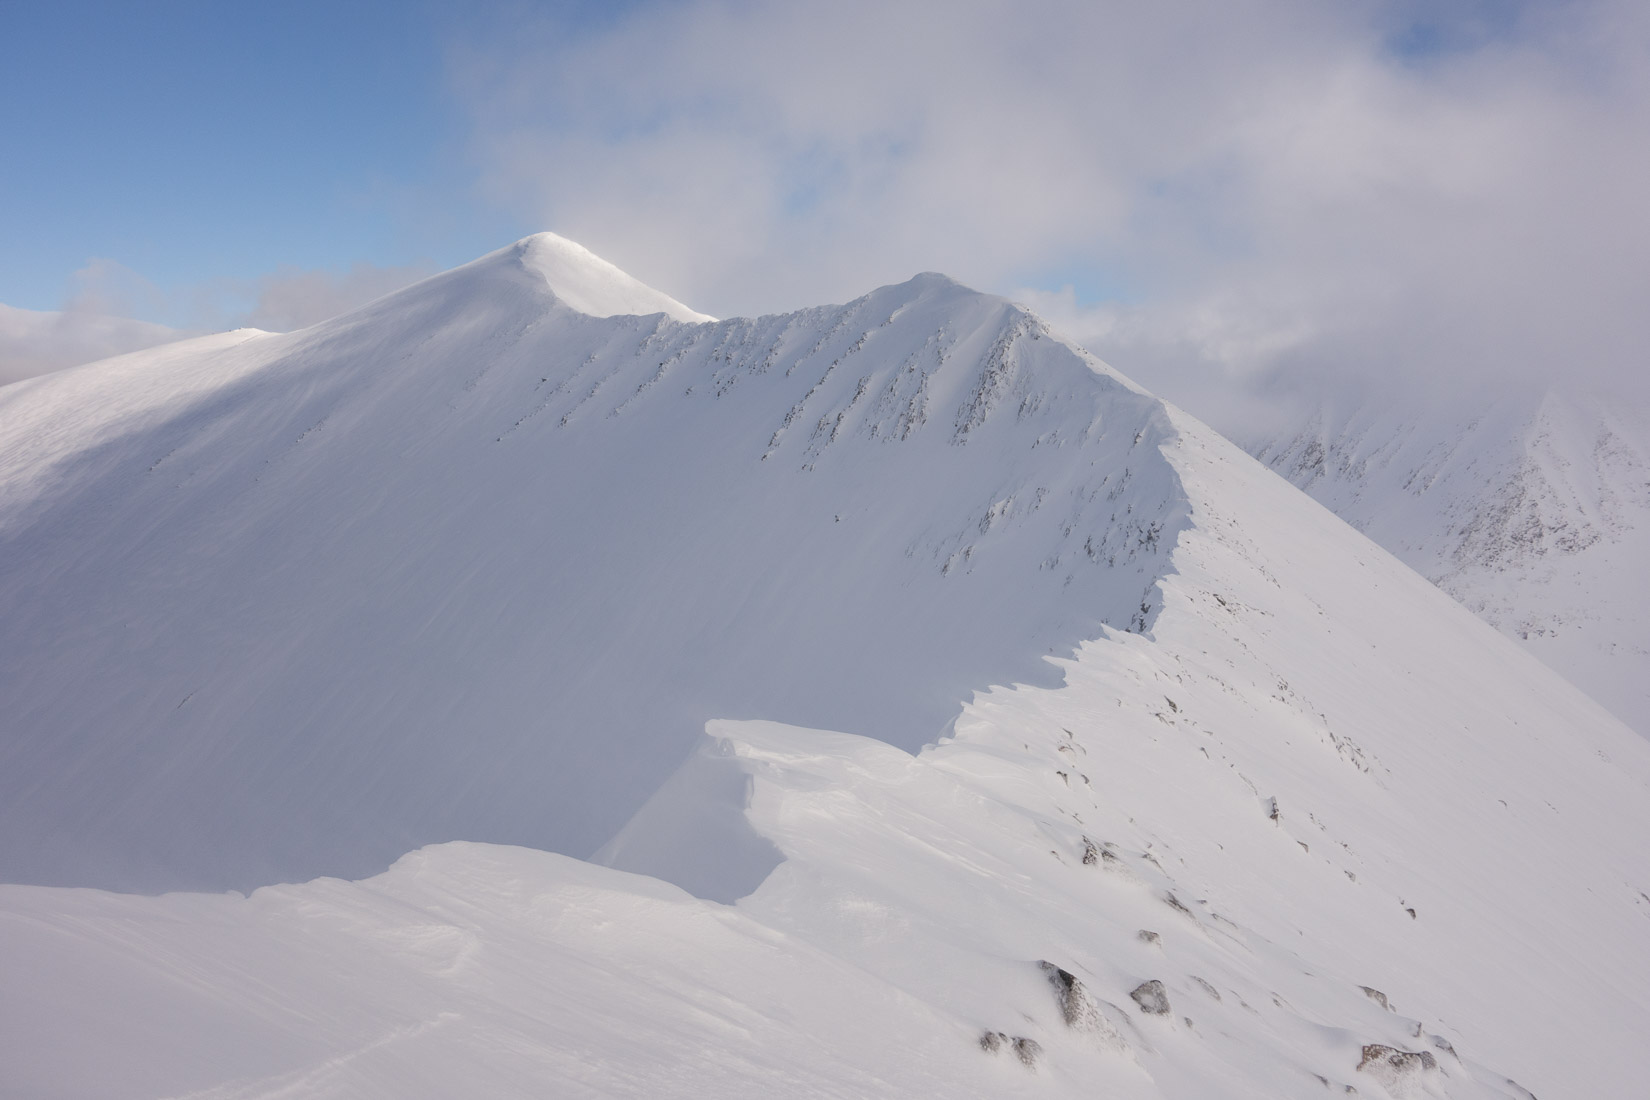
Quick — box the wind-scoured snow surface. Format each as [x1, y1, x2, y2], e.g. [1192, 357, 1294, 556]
[4, 236, 1649, 1099]
[0, 233, 1181, 891]
[1252, 394, 1650, 736]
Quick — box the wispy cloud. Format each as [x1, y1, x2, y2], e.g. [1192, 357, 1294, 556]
[236, 261, 439, 333]
[0, 256, 437, 385]
[0, 303, 181, 387]
[450, 0, 1650, 427]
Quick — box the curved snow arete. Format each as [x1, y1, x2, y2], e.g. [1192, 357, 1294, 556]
[4, 236, 1649, 1098]
[0, 235, 1190, 892]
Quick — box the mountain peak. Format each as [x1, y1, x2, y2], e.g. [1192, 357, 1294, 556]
[4, 233, 1650, 1098]
[510, 232, 715, 324]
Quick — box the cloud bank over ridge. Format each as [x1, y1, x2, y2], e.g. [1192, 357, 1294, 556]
[452, 0, 1650, 428]
[0, 258, 437, 384]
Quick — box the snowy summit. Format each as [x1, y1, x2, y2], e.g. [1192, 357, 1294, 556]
[511, 232, 715, 324]
[1, 236, 1647, 1100]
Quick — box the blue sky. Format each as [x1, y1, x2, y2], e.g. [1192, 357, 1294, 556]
[0, 2, 531, 318]
[2, 0, 1646, 412]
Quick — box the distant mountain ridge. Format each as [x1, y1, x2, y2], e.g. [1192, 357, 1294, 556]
[1248, 389, 1650, 734]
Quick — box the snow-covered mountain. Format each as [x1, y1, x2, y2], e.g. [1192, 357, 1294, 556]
[1249, 392, 1650, 736]
[3, 236, 1648, 1099]
[0, 233, 1183, 893]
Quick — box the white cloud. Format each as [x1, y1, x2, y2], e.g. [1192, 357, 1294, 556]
[0, 253, 186, 386]
[237, 261, 438, 332]
[0, 256, 437, 386]
[0, 303, 183, 387]
[450, 0, 1650, 423]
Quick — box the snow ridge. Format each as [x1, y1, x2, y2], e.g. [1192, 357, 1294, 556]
[3, 238, 1647, 1100]
[0, 241, 1187, 892]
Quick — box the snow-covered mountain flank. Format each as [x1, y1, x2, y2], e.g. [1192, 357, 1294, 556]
[3, 235, 1647, 1099]
[0, 233, 1184, 892]
[1250, 393, 1650, 736]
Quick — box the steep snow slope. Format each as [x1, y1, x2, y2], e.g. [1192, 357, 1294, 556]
[5, 348, 1648, 1097]
[0, 233, 1184, 891]
[1250, 392, 1650, 735]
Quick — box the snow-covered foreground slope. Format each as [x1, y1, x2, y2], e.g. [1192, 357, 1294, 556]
[4, 237, 1649, 1098]
[1250, 393, 1650, 736]
[6, 383, 1649, 1099]
[0, 234, 1181, 891]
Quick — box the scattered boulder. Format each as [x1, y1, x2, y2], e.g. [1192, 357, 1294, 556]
[1138, 929, 1161, 945]
[1041, 962, 1097, 1028]
[1037, 961, 1127, 1051]
[1082, 837, 1099, 865]
[1130, 979, 1172, 1016]
[1427, 1034, 1458, 1060]
[1163, 892, 1195, 919]
[1359, 986, 1391, 1011]
[978, 1030, 1042, 1071]
[1356, 1044, 1439, 1094]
